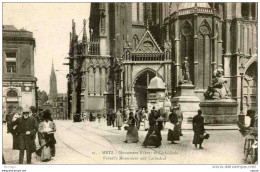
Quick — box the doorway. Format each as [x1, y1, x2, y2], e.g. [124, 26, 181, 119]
[134, 70, 156, 109]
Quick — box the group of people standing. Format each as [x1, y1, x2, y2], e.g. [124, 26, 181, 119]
[6, 107, 57, 164]
[122, 105, 206, 149]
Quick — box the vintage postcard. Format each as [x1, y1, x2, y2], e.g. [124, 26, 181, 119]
[2, 2, 258, 167]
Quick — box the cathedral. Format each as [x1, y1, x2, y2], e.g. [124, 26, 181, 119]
[66, 3, 257, 119]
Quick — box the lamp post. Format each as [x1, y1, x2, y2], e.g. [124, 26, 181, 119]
[238, 63, 245, 124]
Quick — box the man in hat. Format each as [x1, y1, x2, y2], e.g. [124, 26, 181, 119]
[11, 109, 38, 164]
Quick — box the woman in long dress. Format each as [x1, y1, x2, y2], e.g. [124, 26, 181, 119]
[192, 110, 205, 149]
[124, 112, 139, 143]
[38, 110, 56, 161]
[115, 109, 123, 130]
[167, 108, 180, 144]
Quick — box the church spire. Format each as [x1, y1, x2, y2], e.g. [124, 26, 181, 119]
[49, 58, 58, 101]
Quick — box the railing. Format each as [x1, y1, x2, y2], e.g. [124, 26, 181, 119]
[88, 41, 100, 55]
[171, 7, 213, 18]
[3, 30, 33, 38]
[131, 53, 165, 61]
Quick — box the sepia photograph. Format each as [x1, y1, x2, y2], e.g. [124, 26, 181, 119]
[1, 1, 258, 168]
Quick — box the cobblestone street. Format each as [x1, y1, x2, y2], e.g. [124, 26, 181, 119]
[3, 120, 245, 164]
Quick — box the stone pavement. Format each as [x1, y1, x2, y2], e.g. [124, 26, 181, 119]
[3, 120, 246, 164]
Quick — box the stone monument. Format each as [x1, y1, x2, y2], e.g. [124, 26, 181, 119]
[172, 57, 200, 123]
[200, 68, 238, 124]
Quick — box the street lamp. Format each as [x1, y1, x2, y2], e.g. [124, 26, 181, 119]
[238, 63, 245, 124]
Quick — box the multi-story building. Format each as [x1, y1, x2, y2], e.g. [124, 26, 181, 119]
[2, 25, 37, 120]
[66, 3, 257, 118]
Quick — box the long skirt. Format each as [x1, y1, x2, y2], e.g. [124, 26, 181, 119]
[167, 125, 180, 141]
[144, 120, 149, 130]
[192, 132, 204, 145]
[41, 146, 51, 161]
[126, 126, 139, 142]
[143, 125, 161, 147]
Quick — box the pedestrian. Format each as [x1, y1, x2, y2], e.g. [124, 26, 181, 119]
[110, 110, 116, 127]
[142, 106, 161, 148]
[192, 110, 205, 149]
[175, 105, 183, 136]
[97, 113, 101, 123]
[6, 112, 13, 133]
[11, 110, 38, 164]
[89, 112, 93, 121]
[167, 107, 180, 144]
[37, 110, 56, 161]
[124, 112, 139, 143]
[136, 109, 142, 130]
[143, 110, 149, 131]
[116, 109, 123, 130]
[106, 111, 111, 126]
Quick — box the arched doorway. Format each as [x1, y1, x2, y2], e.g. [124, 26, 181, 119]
[134, 70, 156, 109]
[243, 61, 257, 112]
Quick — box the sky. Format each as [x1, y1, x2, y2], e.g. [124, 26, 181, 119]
[3, 3, 91, 94]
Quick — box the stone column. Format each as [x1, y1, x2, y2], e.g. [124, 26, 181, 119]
[249, 3, 253, 20]
[100, 68, 102, 95]
[174, 16, 181, 90]
[93, 68, 96, 95]
[193, 13, 199, 89]
[243, 24, 248, 54]
[212, 10, 217, 73]
[218, 19, 223, 69]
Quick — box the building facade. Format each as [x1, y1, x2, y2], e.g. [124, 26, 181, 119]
[67, 3, 257, 118]
[2, 25, 37, 120]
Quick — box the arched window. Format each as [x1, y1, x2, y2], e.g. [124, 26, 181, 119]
[133, 35, 139, 49]
[7, 89, 18, 97]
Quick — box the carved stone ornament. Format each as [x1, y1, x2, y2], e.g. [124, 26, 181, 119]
[182, 25, 192, 36]
[200, 25, 209, 35]
[142, 41, 154, 52]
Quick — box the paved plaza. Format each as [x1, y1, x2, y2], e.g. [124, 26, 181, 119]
[3, 120, 245, 164]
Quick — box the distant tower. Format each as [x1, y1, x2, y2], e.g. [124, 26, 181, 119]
[49, 59, 58, 100]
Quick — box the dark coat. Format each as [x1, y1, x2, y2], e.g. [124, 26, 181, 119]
[148, 110, 160, 126]
[192, 115, 205, 134]
[192, 115, 205, 144]
[11, 116, 38, 152]
[167, 112, 180, 141]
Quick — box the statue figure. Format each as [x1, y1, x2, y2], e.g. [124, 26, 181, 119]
[204, 68, 231, 100]
[179, 57, 191, 85]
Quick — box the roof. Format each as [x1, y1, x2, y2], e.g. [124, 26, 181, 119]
[3, 25, 18, 31]
[148, 76, 166, 90]
[178, 3, 211, 10]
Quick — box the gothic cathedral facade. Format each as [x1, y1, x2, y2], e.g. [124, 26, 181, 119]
[67, 3, 257, 117]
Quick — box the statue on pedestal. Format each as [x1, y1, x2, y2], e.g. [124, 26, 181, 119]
[179, 57, 191, 85]
[204, 68, 231, 100]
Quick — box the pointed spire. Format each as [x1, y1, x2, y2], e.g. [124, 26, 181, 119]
[72, 19, 76, 38]
[83, 19, 87, 43]
[51, 58, 55, 73]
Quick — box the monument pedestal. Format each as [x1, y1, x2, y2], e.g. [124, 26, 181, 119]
[171, 84, 200, 123]
[199, 99, 238, 124]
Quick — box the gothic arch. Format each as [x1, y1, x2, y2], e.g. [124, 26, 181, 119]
[244, 55, 257, 73]
[132, 68, 163, 85]
[133, 35, 139, 50]
[199, 19, 211, 37]
[181, 20, 193, 37]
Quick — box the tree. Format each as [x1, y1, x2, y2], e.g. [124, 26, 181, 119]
[38, 90, 48, 106]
